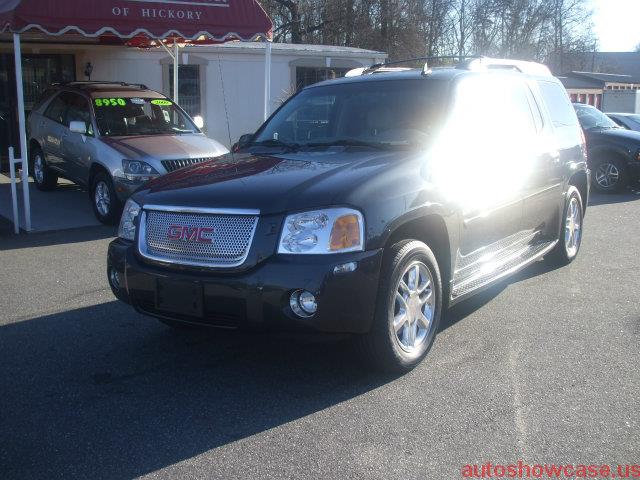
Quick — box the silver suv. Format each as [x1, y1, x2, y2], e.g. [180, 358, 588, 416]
[28, 82, 228, 224]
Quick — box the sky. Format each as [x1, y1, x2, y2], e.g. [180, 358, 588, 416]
[593, 0, 640, 52]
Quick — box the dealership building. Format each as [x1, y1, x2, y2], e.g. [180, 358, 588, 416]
[0, 39, 386, 168]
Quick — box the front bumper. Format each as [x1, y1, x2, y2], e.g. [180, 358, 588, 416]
[107, 240, 384, 334]
[113, 177, 139, 203]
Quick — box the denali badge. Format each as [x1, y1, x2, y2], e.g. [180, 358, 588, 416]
[168, 225, 215, 244]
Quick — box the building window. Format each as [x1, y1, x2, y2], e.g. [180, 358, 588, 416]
[168, 64, 201, 119]
[296, 67, 351, 91]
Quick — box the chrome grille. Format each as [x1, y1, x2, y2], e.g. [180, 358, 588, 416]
[162, 157, 213, 173]
[139, 208, 259, 268]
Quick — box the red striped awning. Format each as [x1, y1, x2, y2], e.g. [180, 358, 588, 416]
[0, 0, 272, 44]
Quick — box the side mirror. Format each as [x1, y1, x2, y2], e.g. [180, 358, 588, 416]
[232, 133, 254, 152]
[69, 120, 87, 134]
[193, 115, 205, 130]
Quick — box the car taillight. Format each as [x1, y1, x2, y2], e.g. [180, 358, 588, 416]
[579, 127, 588, 160]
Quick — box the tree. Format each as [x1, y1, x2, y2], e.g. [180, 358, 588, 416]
[259, 0, 597, 68]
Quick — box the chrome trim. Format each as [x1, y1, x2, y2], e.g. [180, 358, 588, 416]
[143, 204, 260, 216]
[137, 207, 259, 269]
[450, 239, 558, 302]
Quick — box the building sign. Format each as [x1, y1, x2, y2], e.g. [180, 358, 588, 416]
[110, 0, 229, 22]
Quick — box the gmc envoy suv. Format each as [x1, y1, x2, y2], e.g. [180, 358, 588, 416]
[28, 82, 228, 224]
[108, 58, 589, 372]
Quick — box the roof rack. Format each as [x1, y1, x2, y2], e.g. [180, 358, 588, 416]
[346, 55, 552, 78]
[457, 57, 552, 76]
[346, 55, 480, 77]
[54, 81, 149, 90]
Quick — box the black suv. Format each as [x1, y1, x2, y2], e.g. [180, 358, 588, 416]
[108, 58, 589, 372]
[574, 103, 640, 192]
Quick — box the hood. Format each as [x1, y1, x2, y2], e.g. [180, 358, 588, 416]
[135, 149, 418, 215]
[101, 134, 228, 161]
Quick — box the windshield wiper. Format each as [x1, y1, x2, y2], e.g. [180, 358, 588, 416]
[250, 139, 301, 152]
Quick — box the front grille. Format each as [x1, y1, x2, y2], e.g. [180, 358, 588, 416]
[162, 157, 213, 173]
[139, 208, 259, 268]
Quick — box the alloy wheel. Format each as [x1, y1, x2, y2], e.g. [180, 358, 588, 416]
[94, 181, 111, 217]
[595, 162, 619, 189]
[565, 196, 582, 258]
[393, 261, 436, 353]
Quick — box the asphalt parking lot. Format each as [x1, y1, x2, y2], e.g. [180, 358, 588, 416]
[1, 191, 638, 480]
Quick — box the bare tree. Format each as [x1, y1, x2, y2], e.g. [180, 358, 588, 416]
[259, 0, 597, 68]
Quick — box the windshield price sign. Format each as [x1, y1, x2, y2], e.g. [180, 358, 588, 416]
[94, 98, 127, 107]
[151, 99, 173, 106]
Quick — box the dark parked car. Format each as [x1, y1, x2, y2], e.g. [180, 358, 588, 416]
[574, 103, 640, 192]
[28, 82, 227, 224]
[108, 58, 589, 372]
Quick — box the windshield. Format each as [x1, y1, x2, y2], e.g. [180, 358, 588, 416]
[253, 79, 448, 150]
[92, 97, 198, 137]
[574, 104, 619, 130]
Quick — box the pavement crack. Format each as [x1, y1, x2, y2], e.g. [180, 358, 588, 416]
[508, 342, 529, 460]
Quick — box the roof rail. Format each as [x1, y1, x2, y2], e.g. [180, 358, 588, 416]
[346, 55, 480, 77]
[55, 81, 149, 90]
[345, 56, 552, 79]
[457, 57, 552, 76]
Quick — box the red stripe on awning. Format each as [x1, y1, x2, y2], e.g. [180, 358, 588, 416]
[0, 0, 272, 44]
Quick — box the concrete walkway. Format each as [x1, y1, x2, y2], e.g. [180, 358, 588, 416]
[0, 173, 101, 233]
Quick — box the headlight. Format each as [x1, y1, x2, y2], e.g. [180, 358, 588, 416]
[118, 198, 141, 241]
[121, 160, 159, 182]
[278, 208, 364, 254]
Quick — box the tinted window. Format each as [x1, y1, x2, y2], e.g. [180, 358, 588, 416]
[64, 92, 94, 135]
[254, 80, 449, 148]
[43, 93, 68, 124]
[538, 81, 579, 128]
[451, 75, 538, 143]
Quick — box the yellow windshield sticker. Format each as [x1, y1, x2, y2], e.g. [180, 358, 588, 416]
[151, 99, 172, 106]
[94, 98, 126, 107]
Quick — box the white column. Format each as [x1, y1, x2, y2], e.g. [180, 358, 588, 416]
[13, 33, 31, 232]
[173, 40, 179, 105]
[8, 147, 19, 234]
[264, 41, 272, 121]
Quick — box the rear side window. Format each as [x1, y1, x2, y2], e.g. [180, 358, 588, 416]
[44, 93, 68, 124]
[451, 75, 538, 144]
[538, 81, 578, 128]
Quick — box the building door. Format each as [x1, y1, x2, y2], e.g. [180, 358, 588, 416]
[0, 53, 74, 170]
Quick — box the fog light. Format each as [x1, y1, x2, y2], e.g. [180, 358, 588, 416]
[109, 267, 121, 290]
[290, 290, 318, 318]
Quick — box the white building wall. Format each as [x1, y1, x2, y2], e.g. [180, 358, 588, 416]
[68, 44, 383, 147]
[602, 90, 640, 113]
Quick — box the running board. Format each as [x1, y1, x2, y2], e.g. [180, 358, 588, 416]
[451, 240, 557, 299]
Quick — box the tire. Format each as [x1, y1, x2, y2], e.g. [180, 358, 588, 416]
[91, 171, 121, 225]
[591, 157, 628, 193]
[358, 240, 443, 372]
[546, 186, 584, 267]
[30, 146, 58, 191]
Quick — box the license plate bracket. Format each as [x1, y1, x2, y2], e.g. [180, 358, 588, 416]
[155, 278, 204, 317]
